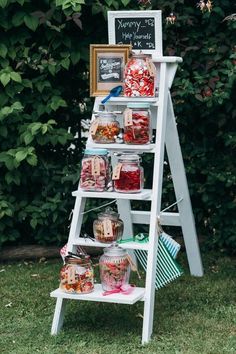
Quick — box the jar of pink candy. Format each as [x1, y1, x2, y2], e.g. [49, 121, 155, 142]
[124, 53, 156, 97]
[80, 149, 111, 192]
[99, 244, 130, 291]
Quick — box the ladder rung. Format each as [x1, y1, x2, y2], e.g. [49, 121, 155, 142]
[131, 211, 181, 226]
[86, 141, 156, 153]
[73, 237, 150, 251]
[72, 188, 152, 201]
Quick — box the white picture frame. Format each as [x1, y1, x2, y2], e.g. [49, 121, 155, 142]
[108, 10, 162, 56]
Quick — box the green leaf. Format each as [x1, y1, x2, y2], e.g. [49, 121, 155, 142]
[0, 43, 7, 58]
[24, 133, 34, 145]
[26, 154, 37, 166]
[12, 11, 25, 26]
[15, 150, 28, 162]
[0, 73, 10, 86]
[30, 218, 37, 229]
[10, 72, 22, 83]
[121, 0, 130, 6]
[0, 0, 8, 8]
[61, 57, 70, 69]
[24, 14, 39, 31]
[70, 51, 80, 65]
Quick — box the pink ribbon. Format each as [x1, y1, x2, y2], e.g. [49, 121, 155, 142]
[102, 284, 135, 296]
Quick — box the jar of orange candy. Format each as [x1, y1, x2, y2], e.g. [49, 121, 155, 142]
[90, 112, 120, 143]
[60, 256, 94, 294]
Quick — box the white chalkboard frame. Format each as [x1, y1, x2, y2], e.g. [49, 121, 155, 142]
[108, 10, 162, 56]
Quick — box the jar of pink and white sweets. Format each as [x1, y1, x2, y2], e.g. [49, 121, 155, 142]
[80, 149, 111, 192]
[99, 244, 130, 291]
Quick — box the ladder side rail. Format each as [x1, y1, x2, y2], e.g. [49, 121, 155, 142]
[142, 62, 169, 344]
[165, 91, 203, 276]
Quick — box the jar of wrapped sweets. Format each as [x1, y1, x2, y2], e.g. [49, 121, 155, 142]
[80, 149, 111, 192]
[93, 207, 124, 243]
[124, 53, 156, 97]
[113, 154, 144, 193]
[60, 256, 94, 294]
[123, 103, 152, 144]
[90, 112, 120, 143]
[99, 244, 130, 291]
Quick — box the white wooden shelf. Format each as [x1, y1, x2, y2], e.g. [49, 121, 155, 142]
[96, 96, 159, 106]
[51, 285, 145, 305]
[73, 237, 150, 251]
[72, 188, 152, 201]
[86, 141, 156, 152]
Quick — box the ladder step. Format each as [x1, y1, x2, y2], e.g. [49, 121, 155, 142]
[86, 141, 156, 153]
[96, 96, 159, 106]
[131, 211, 181, 226]
[73, 237, 150, 251]
[51, 285, 145, 305]
[72, 188, 152, 200]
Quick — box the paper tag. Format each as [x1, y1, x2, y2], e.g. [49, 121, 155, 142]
[103, 218, 113, 238]
[67, 266, 76, 284]
[126, 254, 137, 272]
[146, 59, 156, 77]
[91, 156, 101, 176]
[89, 120, 98, 135]
[124, 108, 133, 126]
[112, 163, 122, 180]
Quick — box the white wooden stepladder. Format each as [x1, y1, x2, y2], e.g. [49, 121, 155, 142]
[50, 13, 203, 344]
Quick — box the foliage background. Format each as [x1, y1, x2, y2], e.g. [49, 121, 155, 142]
[0, 0, 235, 252]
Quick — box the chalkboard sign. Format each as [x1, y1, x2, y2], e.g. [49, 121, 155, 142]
[115, 17, 155, 50]
[108, 11, 162, 56]
[98, 57, 123, 83]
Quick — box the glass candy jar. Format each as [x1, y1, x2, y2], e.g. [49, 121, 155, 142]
[124, 53, 156, 97]
[113, 154, 144, 193]
[60, 256, 94, 294]
[123, 103, 152, 144]
[93, 207, 124, 243]
[90, 112, 120, 143]
[99, 244, 130, 291]
[80, 149, 111, 192]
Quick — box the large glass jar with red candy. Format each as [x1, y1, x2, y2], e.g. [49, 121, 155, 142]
[113, 154, 144, 193]
[99, 244, 130, 291]
[60, 256, 94, 294]
[80, 149, 111, 192]
[90, 112, 120, 143]
[93, 207, 124, 243]
[123, 103, 152, 144]
[124, 53, 156, 97]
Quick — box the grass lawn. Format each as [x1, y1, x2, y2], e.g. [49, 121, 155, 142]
[0, 251, 236, 354]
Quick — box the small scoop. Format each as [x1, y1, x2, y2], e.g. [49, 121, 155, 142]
[101, 85, 123, 104]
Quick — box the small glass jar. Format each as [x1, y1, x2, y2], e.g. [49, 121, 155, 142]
[60, 256, 94, 294]
[124, 53, 156, 97]
[99, 244, 130, 291]
[80, 149, 111, 192]
[113, 154, 144, 193]
[90, 112, 120, 143]
[93, 207, 124, 243]
[123, 103, 152, 144]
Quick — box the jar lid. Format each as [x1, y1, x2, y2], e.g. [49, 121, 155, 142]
[127, 103, 150, 109]
[96, 112, 117, 119]
[84, 149, 108, 155]
[103, 243, 127, 256]
[118, 154, 140, 162]
[98, 207, 119, 220]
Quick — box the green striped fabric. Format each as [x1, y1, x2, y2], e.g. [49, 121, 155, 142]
[135, 238, 183, 290]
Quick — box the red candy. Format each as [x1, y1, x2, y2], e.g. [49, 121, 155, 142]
[124, 113, 150, 144]
[114, 169, 142, 193]
[124, 55, 155, 97]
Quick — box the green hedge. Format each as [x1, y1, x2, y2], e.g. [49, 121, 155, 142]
[0, 0, 235, 252]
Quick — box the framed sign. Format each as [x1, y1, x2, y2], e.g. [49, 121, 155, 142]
[90, 44, 131, 96]
[108, 10, 162, 56]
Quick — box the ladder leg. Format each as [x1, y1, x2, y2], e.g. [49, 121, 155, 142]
[67, 196, 86, 253]
[51, 298, 67, 335]
[165, 92, 203, 276]
[142, 63, 169, 344]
